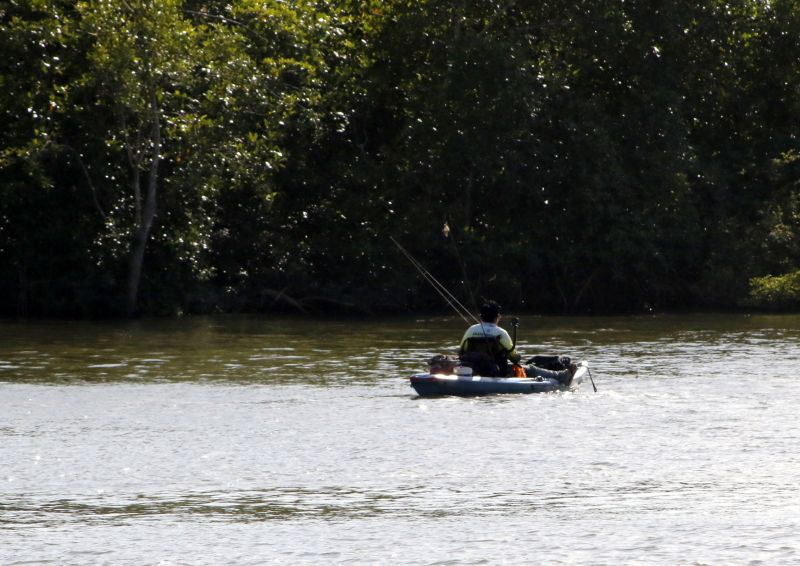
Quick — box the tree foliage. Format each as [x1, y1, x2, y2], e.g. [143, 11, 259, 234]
[1, 0, 799, 316]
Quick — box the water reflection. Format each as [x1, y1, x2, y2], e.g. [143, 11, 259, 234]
[2, 313, 798, 386]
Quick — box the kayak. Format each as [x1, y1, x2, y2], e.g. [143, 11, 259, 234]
[410, 361, 589, 397]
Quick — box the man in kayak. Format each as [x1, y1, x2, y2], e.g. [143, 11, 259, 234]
[459, 300, 577, 384]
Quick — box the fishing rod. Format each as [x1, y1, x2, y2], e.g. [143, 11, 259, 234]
[391, 237, 522, 369]
[390, 236, 479, 326]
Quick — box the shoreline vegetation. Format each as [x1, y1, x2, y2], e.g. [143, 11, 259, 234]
[2, 1, 800, 318]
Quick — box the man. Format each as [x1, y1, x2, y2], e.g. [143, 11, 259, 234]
[459, 300, 577, 384]
[459, 300, 519, 377]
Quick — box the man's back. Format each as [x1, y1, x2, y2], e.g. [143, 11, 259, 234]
[459, 323, 513, 376]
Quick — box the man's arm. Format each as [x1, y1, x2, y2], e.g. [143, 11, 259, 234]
[498, 330, 521, 363]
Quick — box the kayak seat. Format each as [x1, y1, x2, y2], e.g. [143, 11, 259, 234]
[459, 336, 505, 377]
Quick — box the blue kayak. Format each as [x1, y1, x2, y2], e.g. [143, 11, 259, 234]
[410, 361, 588, 397]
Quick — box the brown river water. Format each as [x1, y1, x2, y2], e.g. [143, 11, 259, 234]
[1, 313, 799, 564]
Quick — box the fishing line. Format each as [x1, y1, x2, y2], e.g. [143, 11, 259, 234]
[390, 236, 478, 326]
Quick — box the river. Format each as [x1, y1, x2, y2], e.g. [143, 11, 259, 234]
[2, 313, 799, 564]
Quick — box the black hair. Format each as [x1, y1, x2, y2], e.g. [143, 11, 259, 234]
[479, 300, 501, 322]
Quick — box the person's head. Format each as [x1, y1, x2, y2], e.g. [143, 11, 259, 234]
[479, 300, 501, 323]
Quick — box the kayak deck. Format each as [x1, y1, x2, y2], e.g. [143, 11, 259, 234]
[410, 361, 588, 397]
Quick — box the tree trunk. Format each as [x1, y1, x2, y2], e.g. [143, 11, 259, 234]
[125, 101, 161, 316]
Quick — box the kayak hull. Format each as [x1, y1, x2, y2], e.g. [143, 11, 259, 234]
[410, 362, 587, 397]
